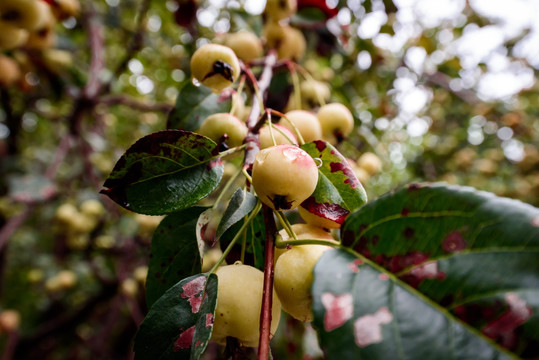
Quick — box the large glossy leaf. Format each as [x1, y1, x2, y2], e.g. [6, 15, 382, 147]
[341, 183, 539, 356]
[167, 81, 232, 131]
[146, 207, 207, 308]
[101, 130, 223, 215]
[134, 274, 217, 360]
[312, 249, 516, 360]
[299, 140, 367, 226]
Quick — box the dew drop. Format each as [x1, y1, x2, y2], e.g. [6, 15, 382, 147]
[314, 157, 323, 168]
[192, 78, 201, 87]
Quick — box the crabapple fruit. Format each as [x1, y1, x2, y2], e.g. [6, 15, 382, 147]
[198, 113, 247, 148]
[0, 23, 28, 50]
[0, 0, 48, 31]
[357, 152, 382, 175]
[282, 110, 322, 143]
[0, 55, 21, 87]
[317, 103, 354, 144]
[190, 44, 240, 94]
[300, 80, 330, 108]
[298, 206, 344, 229]
[274, 244, 332, 321]
[274, 223, 336, 261]
[225, 31, 263, 63]
[263, 23, 306, 61]
[211, 263, 281, 347]
[264, 0, 297, 21]
[252, 145, 318, 211]
[259, 123, 298, 149]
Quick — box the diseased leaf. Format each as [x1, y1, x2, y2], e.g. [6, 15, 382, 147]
[299, 140, 367, 226]
[101, 130, 223, 215]
[146, 207, 207, 308]
[312, 249, 516, 360]
[134, 274, 217, 360]
[341, 183, 539, 355]
[216, 188, 257, 240]
[167, 82, 232, 131]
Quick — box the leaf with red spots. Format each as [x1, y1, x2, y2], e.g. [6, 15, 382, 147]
[312, 249, 515, 360]
[134, 273, 217, 360]
[167, 81, 232, 131]
[299, 141, 367, 226]
[146, 207, 207, 308]
[341, 183, 539, 355]
[101, 130, 223, 215]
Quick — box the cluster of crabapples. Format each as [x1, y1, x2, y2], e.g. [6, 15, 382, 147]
[181, 0, 381, 348]
[0, 0, 79, 88]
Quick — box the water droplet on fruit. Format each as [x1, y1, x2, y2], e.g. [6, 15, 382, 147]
[192, 78, 201, 87]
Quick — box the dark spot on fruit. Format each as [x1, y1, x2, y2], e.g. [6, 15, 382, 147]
[1, 10, 21, 21]
[204, 60, 235, 82]
[279, 0, 286, 9]
[270, 195, 294, 210]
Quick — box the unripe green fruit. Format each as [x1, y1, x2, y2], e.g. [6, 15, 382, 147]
[0, 23, 28, 50]
[263, 23, 306, 61]
[198, 113, 247, 148]
[283, 110, 322, 143]
[259, 123, 297, 149]
[264, 0, 297, 21]
[211, 263, 281, 347]
[357, 152, 382, 175]
[252, 145, 318, 211]
[80, 199, 105, 218]
[0, 0, 48, 31]
[274, 244, 331, 321]
[317, 103, 354, 143]
[190, 44, 240, 94]
[224, 31, 263, 63]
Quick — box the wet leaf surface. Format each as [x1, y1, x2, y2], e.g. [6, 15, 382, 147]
[300, 140, 368, 225]
[146, 207, 207, 308]
[134, 273, 217, 360]
[312, 249, 516, 360]
[339, 183, 539, 356]
[101, 130, 223, 215]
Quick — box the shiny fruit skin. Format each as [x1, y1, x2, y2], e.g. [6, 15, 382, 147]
[283, 110, 322, 143]
[252, 145, 318, 211]
[190, 44, 240, 94]
[211, 263, 281, 347]
[259, 123, 298, 149]
[198, 113, 247, 148]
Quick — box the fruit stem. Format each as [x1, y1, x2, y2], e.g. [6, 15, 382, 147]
[270, 109, 305, 145]
[275, 238, 340, 248]
[274, 210, 297, 241]
[207, 201, 262, 276]
[287, 62, 302, 110]
[266, 111, 278, 147]
[242, 168, 253, 184]
[229, 75, 246, 115]
[258, 204, 278, 360]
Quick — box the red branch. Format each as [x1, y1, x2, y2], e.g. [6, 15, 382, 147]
[258, 205, 278, 360]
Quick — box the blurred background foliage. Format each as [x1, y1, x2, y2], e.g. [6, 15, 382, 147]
[0, 0, 538, 358]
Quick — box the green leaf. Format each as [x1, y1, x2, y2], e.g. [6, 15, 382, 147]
[216, 188, 258, 240]
[134, 273, 217, 360]
[312, 249, 516, 360]
[101, 130, 224, 215]
[167, 82, 232, 131]
[299, 140, 368, 226]
[146, 207, 207, 308]
[341, 183, 539, 355]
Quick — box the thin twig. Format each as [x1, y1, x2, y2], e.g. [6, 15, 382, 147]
[258, 205, 278, 360]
